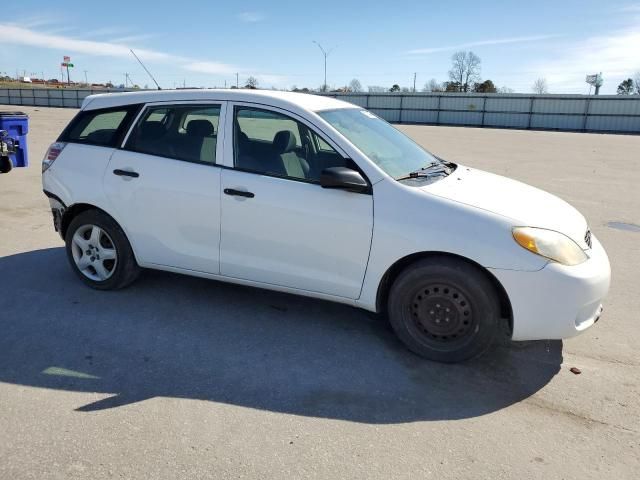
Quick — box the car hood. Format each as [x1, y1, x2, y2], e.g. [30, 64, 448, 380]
[421, 165, 589, 248]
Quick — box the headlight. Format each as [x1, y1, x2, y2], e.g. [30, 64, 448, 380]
[512, 227, 588, 266]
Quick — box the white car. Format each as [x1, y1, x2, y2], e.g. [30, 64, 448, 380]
[42, 90, 611, 362]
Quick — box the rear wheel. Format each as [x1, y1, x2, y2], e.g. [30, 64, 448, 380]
[387, 257, 500, 363]
[65, 210, 140, 290]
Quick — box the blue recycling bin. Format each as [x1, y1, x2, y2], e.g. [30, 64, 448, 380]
[0, 111, 29, 167]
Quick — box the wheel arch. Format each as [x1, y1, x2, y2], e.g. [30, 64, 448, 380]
[61, 203, 140, 263]
[375, 251, 513, 334]
[61, 203, 106, 238]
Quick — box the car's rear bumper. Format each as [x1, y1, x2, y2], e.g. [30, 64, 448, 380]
[43, 189, 66, 238]
[489, 234, 611, 341]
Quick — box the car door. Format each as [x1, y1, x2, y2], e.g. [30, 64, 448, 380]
[104, 101, 226, 273]
[219, 103, 373, 299]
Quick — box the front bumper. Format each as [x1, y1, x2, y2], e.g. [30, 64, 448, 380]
[489, 234, 611, 341]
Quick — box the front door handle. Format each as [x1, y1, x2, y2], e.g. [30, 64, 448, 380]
[224, 188, 254, 198]
[113, 169, 139, 178]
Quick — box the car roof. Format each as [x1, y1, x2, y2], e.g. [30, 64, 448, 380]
[82, 89, 355, 114]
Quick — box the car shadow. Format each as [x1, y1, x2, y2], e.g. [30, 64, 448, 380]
[0, 247, 562, 423]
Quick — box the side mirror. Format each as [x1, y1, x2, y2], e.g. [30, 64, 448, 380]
[320, 167, 369, 193]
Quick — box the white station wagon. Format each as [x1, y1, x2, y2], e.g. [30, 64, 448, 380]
[42, 90, 611, 362]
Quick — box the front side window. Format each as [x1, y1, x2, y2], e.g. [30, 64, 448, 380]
[318, 108, 443, 179]
[234, 107, 350, 182]
[60, 106, 139, 147]
[126, 104, 221, 164]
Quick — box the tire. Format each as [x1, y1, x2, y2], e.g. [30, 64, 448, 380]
[387, 257, 500, 363]
[65, 209, 140, 290]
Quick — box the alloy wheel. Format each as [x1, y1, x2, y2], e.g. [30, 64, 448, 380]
[70, 224, 118, 281]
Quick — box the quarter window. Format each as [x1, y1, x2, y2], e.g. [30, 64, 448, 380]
[234, 107, 350, 182]
[126, 105, 221, 164]
[60, 106, 139, 147]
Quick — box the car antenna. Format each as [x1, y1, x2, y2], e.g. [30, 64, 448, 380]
[129, 49, 162, 90]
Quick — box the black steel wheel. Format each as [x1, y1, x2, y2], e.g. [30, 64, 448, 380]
[387, 257, 500, 363]
[409, 283, 476, 345]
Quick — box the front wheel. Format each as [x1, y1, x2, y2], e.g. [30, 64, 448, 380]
[65, 210, 140, 290]
[387, 257, 500, 363]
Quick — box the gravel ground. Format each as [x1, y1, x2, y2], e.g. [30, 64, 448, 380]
[0, 105, 639, 479]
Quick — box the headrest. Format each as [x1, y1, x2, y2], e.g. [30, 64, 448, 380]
[273, 130, 296, 154]
[186, 119, 214, 137]
[140, 121, 165, 139]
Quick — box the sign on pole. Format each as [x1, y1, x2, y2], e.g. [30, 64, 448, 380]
[585, 72, 603, 95]
[62, 56, 73, 85]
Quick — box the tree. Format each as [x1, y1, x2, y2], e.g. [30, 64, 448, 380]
[422, 78, 443, 92]
[443, 81, 462, 92]
[245, 76, 259, 89]
[617, 78, 634, 95]
[448, 51, 481, 92]
[389, 84, 401, 92]
[368, 85, 386, 92]
[349, 78, 363, 92]
[532, 77, 548, 94]
[634, 72, 640, 95]
[474, 79, 497, 93]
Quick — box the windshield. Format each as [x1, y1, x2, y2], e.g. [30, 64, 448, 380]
[318, 108, 442, 179]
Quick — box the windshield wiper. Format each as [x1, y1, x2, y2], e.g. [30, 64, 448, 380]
[396, 161, 453, 181]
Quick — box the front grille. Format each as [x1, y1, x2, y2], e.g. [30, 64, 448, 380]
[584, 229, 592, 248]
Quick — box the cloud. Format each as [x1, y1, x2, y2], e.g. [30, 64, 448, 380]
[253, 74, 289, 87]
[406, 34, 562, 55]
[111, 34, 161, 45]
[619, 4, 640, 12]
[0, 24, 172, 62]
[183, 61, 238, 75]
[0, 23, 286, 87]
[238, 11, 264, 23]
[527, 22, 640, 93]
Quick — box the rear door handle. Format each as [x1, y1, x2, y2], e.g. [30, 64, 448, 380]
[113, 169, 139, 178]
[224, 188, 254, 198]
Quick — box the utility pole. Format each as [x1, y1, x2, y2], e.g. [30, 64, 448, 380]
[312, 41, 336, 92]
[84, 70, 88, 85]
[236, 73, 239, 88]
[413, 73, 417, 92]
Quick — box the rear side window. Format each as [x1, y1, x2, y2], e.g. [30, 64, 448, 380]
[59, 105, 141, 147]
[125, 104, 221, 165]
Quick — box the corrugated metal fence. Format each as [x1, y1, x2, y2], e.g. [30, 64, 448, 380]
[2, 87, 639, 133]
[318, 92, 640, 133]
[0, 87, 133, 109]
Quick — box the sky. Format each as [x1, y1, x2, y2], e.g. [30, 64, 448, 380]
[0, 0, 639, 94]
